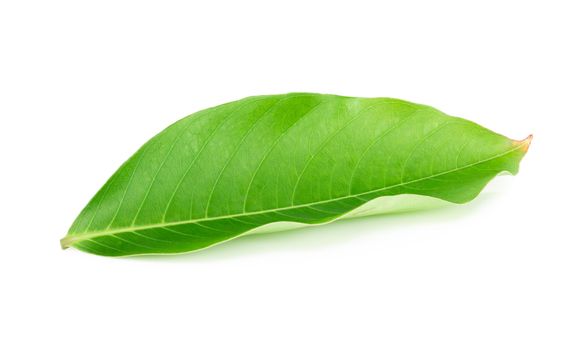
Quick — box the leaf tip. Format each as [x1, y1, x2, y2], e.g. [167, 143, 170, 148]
[514, 134, 533, 153]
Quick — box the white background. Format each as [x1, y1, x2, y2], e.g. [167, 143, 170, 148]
[1, 1, 576, 349]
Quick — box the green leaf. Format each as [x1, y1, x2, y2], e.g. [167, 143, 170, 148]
[61, 93, 531, 256]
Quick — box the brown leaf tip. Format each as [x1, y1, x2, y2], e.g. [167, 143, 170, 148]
[514, 134, 533, 153]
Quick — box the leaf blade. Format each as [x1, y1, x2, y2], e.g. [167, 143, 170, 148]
[61, 93, 530, 256]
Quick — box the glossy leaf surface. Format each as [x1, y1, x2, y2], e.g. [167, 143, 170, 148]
[61, 93, 531, 256]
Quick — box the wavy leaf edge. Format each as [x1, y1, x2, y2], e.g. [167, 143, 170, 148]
[61, 93, 532, 257]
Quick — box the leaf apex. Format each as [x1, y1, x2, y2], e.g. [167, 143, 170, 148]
[515, 134, 533, 153]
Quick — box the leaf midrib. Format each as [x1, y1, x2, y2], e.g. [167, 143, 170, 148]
[62, 142, 525, 247]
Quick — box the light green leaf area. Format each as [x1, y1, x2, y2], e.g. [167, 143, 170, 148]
[61, 93, 531, 256]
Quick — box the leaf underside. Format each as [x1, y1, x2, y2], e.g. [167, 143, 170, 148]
[62, 93, 530, 256]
